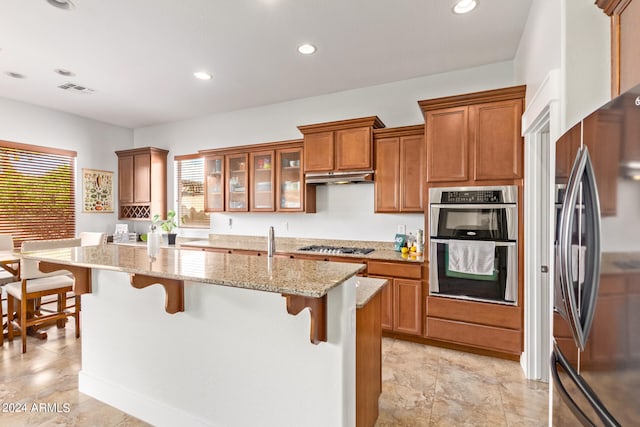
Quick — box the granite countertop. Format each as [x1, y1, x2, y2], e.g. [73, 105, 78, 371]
[22, 245, 365, 298]
[178, 234, 425, 263]
[602, 252, 640, 275]
[355, 277, 387, 308]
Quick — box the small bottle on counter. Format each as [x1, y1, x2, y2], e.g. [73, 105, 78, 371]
[416, 229, 424, 254]
[406, 232, 415, 249]
[147, 224, 160, 258]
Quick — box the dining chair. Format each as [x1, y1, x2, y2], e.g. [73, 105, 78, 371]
[79, 231, 107, 246]
[0, 234, 16, 347]
[0, 234, 17, 285]
[6, 238, 82, 353]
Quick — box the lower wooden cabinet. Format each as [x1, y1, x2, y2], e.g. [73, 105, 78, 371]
[392, 279, 422, 335]
[426, 296, 522, 355]
[369, 261, 423, 336]
[377, 279, 422, 335]
[426, 317, 522, 355]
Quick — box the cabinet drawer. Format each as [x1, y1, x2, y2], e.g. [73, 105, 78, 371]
[367, 261, 422, 279]
[426, 318, 522, 354]
[427, 296, 521, 330]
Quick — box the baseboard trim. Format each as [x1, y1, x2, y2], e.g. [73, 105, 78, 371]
[78, 370, 215, 427]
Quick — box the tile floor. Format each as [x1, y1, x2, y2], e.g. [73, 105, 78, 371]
[0, 324, 549, 426]
[376, 339, 549, 426]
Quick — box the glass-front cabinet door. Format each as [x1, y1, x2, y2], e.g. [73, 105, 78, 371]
[277, 147, 303, 212]
[250, 150, 275, 211]
[226, 153, 248, 212]
[204, 154, 224, 212]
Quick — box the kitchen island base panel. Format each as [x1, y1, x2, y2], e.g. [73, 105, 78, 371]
[79, 269, 356, 427]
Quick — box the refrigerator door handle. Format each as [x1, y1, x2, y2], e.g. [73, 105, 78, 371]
[558, 146, 601, 350]
[551, 341, 620, 427]
[580, 146, 602, 345]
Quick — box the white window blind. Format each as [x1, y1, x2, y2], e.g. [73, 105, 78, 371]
[175, 155, 209, 228]
[0, 140, 77, 248]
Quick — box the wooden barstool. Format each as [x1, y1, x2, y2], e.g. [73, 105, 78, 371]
[6, 238, 81, 353]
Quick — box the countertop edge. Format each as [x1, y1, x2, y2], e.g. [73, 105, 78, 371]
[355, 277, 388, 308]
[23, 248, 365, 299]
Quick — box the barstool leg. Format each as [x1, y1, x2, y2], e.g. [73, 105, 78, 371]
[7, 294, 14, 341]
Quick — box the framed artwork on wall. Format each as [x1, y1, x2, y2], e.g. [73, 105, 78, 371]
[82, 168, 114, 213]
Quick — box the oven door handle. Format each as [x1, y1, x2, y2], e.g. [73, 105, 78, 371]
[430, 238, 516, 247]
[430, 203, 516, 209]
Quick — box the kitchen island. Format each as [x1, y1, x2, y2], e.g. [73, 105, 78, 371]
[23, 244, 365, 427]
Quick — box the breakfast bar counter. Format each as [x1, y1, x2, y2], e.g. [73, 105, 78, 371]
[23, 245, 364, 427]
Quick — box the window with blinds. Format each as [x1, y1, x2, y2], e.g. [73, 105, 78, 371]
[175, 155, 209, 228]
[0, 140, 77, 248]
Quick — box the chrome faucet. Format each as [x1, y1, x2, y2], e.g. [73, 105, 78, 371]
[268, 226, 275, 257]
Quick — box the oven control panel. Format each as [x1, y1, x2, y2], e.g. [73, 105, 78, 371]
[442, 190, 502, 203]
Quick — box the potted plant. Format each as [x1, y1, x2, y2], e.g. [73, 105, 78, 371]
[152, 210, 178, 245]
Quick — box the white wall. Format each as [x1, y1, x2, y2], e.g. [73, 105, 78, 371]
[0, 97, 134, 235]
[134, 60, 518, 241]
[515, 0, 609, 134]
[561, 0, 610, 132]
[514, 0, 561, 109]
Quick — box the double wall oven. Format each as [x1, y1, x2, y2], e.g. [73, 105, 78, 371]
[429, 185, 518, 305]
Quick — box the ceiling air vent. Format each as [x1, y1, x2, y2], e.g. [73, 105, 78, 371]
[58, 82, 95, 94]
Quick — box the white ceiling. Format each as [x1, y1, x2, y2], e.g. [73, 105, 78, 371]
[0, 0, 532, 129]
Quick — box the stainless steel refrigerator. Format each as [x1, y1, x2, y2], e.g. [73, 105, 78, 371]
[552, 84, 640, 425]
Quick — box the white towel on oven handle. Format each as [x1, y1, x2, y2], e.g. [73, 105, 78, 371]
[448, 240, 496, 275]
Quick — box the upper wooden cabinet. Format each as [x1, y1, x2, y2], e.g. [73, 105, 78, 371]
[471, 99, 524, 180]
[418, 86, 526, 185]
[424, 106, 469, 182]
[298, 116, 385, 173]
[204, 155, 224, 212]
[200, 140, 315, 214]
[115, 147, 168, 220]
[303, 132, 334, 171]
[373, 125, 425, 213]
[226, 153, 249, 212]
[596, 0, 640, 95]
[277, 146, 315, 212]
[250, 150, 275, 212]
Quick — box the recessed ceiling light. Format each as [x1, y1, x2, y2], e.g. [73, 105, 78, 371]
[453, 0, 477, 14]
[193, 71, 212, 80]
[54, 68, 76, 77]
[5, 72, 26, 79]
[297, 44, 316, 55]
[46, 0, 75, 10]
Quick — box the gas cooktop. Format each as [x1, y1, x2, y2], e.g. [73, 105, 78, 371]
[297, 245, 375, 255]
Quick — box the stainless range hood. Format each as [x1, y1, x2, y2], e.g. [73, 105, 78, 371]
[304, 170, 374, 184]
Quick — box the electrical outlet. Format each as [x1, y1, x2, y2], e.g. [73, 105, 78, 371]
[228, 218, 233, 229]
[397, 224, 406, 234]
[282, 221, 288, 231]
